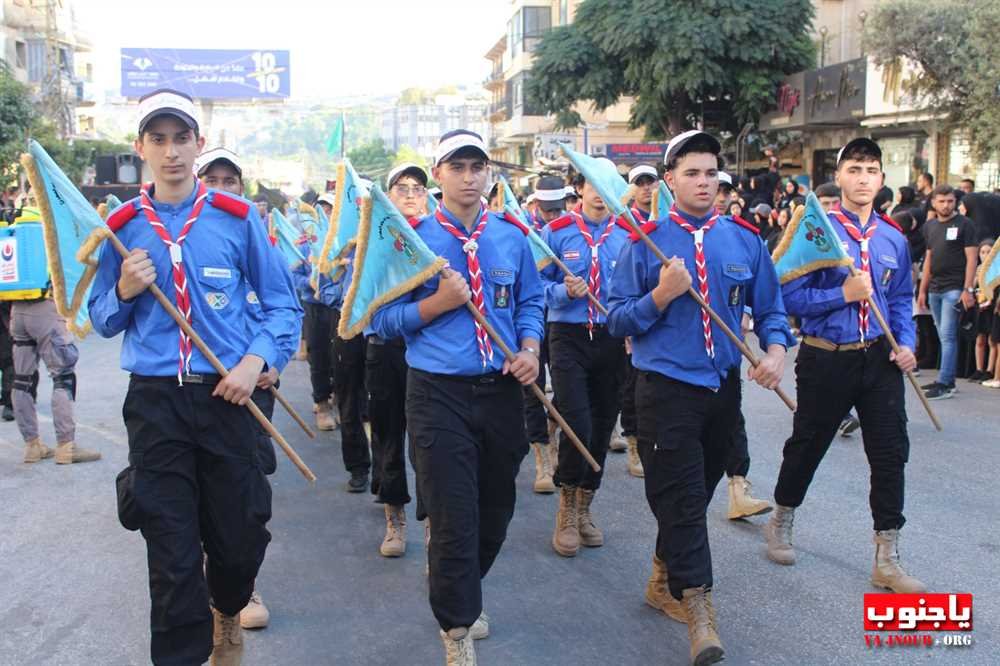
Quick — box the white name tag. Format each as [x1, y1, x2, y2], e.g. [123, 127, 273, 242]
[203, 267, 233, 279]
[946, 226, 959, 241]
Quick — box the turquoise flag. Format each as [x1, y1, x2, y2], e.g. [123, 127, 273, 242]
[297, 200, 326, 259]
[771, 192, 854, 284]
[652, 181, 674, 220]
[326, 115, 344, 157]
[21, 140, 108, 337]
[559, 144, 629, 216]
[338, 183, 446, 339]
[979, 237, 1000, 294]
[426, 191, 438, 215]
[270, 208, 306, 269]
[497, 176, 556, 270]
[319, 158, 367, 279]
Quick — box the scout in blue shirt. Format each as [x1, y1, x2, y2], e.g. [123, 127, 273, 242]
[88, 89, 301, 666]
[540, 167, 631, 558]
[607, 130, 793, 666]
[767, 137, 926, 595]
[521, 175, 567, 495]
[371, 130, 543, 661]
[628, 163, 658, 223]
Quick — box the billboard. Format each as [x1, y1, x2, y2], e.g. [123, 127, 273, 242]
[121, 48, 290, 100]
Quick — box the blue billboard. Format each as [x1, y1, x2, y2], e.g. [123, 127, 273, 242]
[121, 48, 290, 99]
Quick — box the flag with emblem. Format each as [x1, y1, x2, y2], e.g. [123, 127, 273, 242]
[269, 208, 306, 269]
[319, 158, 368, 278]
[20, 139, 110, 337]
[651, 181, 675, 220]
[978, 236, 1000, 295]
[771, 192, 854, 283]
[559, 144, 631, 217]
[337, 183, 446, 339]
[497, 176, 556, 270]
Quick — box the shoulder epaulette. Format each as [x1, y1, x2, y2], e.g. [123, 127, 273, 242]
[209, 191, 251, 219]
[501, 211, 531, 235]
[547, 213, 576, 232]
[628, 220, 659, 242]
[106, 198, 140, 232]
[729, 215, 760, 235]
[879, 213, 903, 233]
[615, 215, 639, 234]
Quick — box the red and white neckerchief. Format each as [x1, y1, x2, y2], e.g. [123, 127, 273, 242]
[571, 211, 616, 338]
[140, 181, 209, 383]
[831, 207, 879, 341]
[668, 205, 720, 357]
[435, 207, 493, 368]
[631, 206, 650, 223]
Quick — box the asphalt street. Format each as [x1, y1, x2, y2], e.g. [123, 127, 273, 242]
[0, 333, 994, 665]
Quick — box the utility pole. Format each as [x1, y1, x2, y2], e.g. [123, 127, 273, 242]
[36, 0, 74, 138]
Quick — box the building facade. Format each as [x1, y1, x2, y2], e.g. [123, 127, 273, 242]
[757, 0, 999, 192]
[379, 93, 490, 163]
[0, 0, 96, 138]
[483, 0, 648, 180]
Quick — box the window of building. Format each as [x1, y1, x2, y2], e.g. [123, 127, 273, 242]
[948, 131, 1000, 192]
[523, 6, 551, 53]
[509, 11, 524, 58]
[14, 41, 26, 69]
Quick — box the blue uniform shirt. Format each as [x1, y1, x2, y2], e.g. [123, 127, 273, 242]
[540, 211, 630, 324]
[89, 184, 303, 376]
[607, 209, 796, 390]
[371, 205, 545, 376]
[782, 207, 915, 349]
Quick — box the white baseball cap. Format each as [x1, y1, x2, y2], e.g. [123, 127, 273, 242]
[718, 171, 733, 186]
[434, 130, 489, 166]
[137, 88, 200, 135]
[628, 164, 658, 184]
[317, 193, 336, 207]
[195, 147, 242, 177]
[663, 130, 721, 167]
[386, 162, 428, 189]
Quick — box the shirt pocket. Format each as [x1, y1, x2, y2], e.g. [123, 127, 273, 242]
[721, 262, 754, 309]
[196, 266, 241, 312]
[876, 253, 899, 288]
[486, 265, 516, 310]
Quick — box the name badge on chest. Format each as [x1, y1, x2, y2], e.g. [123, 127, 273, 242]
[946, 226, 959, 241]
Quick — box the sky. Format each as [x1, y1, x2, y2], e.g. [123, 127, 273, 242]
[87, 0, 512, 100]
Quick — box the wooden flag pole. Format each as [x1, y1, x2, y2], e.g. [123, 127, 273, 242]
[106, 234, 318, 482]
[849, 267, 943, 431]
[617, 207, 798, 412]
[464, 302, 601, 472]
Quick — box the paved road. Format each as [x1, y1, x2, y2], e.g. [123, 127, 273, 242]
[0, 334, 995, 665]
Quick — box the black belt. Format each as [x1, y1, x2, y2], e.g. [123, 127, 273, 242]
[412, 368, 510, 385]
[131, 373, 223, 385]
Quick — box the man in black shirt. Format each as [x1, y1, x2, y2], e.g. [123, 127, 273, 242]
[918, 185, 978, 399]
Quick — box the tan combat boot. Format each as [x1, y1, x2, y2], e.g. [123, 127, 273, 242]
[547, 420, 559, 470]
[439, 627, 476, 665]
[314, 402, 337, 431]
[531, 442, 555, 494]
[23, 437, 53, 463]
[626, 436, 644, 478]
[210, 607, 243, 666]
[54, 441, 100, 464]
[239, 590, 269, 630]
[470, 610, 490, 640]
[576, 487, 604, 547]
[871, 529, 927, 593]
[727, 476, 772, 520]
[380, 504, 407, 557]
[682, 586, 724, 665]
[645, 555, 686, 623]
[764, 504, 796, 565]
[552, 485, 580, 557]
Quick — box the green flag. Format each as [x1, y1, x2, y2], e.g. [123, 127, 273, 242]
[326, 116, 344, 157]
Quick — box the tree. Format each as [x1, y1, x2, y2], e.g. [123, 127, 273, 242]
[347, 139, 393, 177]
[0, 63, 37, 180]
[393, 144, 429, 170]
[526, 0, 815, 138]
[866, 0, 1000, 161]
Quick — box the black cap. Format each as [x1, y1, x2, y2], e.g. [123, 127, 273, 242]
[836, 138, 882, 166]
